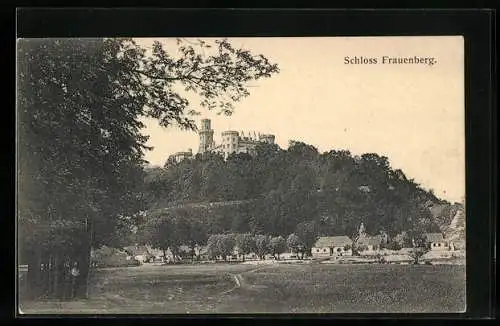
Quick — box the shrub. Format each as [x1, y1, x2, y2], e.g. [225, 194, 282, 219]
[385, 241, 402, 251]
[356, 245, 369, 252]
[92, 246, 141, 268]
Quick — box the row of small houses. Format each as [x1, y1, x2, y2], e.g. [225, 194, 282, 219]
[121, 245, 270, 263]
[311, 233, 465, 258]
[20, 233, 465, 281]
[112, 232, 464, 265]
[121, 245, 207, 264]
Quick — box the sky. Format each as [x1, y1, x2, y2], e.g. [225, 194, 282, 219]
[135, 36, 465, 203]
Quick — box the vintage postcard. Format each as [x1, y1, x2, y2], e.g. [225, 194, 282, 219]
[17, 36, 465, 314]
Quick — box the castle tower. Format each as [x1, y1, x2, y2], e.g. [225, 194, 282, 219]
[259, 134, 276, 144]
[198, 119, 214, 154]
[221, 130, 239, 158]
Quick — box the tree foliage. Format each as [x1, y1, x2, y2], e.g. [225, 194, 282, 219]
[295, 221, 319, 256]
[218, 234, 236, 260]
[146, 141, 444, 243]
[18, 37, 279, 299]
[206, 234, 221, 260]
[235, 233, 256, 260]
[255, 234, 271, 260]
[206, 234, 236, 261]
[142, 214, 175, 252]
[269, 236, 287, 260]
[286, 233, 302, 254]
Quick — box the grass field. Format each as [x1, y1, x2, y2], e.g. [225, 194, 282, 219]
[19, 263, 466, 314]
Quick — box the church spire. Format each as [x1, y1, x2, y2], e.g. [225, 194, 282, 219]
[358, 222, 366, 237]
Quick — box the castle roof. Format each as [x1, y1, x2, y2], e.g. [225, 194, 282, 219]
[222, 130, 239, 135]
[239, 139, 260, 145]
[171, 151, 193, 156]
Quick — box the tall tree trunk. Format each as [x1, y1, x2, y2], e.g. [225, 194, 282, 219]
[48, 253, 54, 297]
[84, 219, 93, 299]
[53, 251, 65, 299]
[75, 241, 92, 299]
[74, 258, 88, 298]
[171, 248, 177, 263]
[40, 251, 48, 298]
[63, 257, 72, 300]
[190, 244, 196, 261]
[36, 251, 43, 298]
[25, 249, 38, 300]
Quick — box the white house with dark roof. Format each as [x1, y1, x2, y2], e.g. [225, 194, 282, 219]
[145, 245, 165, 263]
[425, 233, 449, 250]
[123, 245, 152, 263]
[312, 236, 352, 257]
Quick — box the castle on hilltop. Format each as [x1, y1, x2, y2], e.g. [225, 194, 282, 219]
[167, 118, 276, 165]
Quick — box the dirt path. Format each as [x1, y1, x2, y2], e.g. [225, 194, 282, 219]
[221, 264, 272, 294]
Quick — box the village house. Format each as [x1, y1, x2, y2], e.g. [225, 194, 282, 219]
[312, 236, 352, 257]
[123, 245, 152, 263]
[170, 245, 211, 262]
[280, 252, 300, 260]
[136, 244, 212, 263]
[192, 245, 209, 259]
[449, 239, 465, 251]
[356, 234, 384, 253]
[178, 245, 193, 258]
[233, 246, 260, 260]
[160, 245, 194, 262]
[145, 246, 165, 263]
[424, 233, 449, 251]
[92, 246, 137, 268]
[392, 231, 408, 247]
[351, 222, 389, 255]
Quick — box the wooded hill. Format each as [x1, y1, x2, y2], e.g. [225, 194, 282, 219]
[142, 141, 463, 241]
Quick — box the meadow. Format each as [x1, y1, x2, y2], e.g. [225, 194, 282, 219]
[19, 263, 466, 314]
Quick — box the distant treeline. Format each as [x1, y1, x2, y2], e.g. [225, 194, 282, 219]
[141, 141, 451, 242]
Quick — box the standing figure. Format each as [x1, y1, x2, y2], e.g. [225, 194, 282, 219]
[70, 262, 80, 299]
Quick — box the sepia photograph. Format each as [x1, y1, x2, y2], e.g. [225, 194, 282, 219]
[17, 36, 466, 314]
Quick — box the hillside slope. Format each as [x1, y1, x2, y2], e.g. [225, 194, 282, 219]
[443, 207, 466, 241]
[143, 143, 462, 238]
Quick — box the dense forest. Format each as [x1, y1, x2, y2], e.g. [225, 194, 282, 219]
[139, 141, 459, 248]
